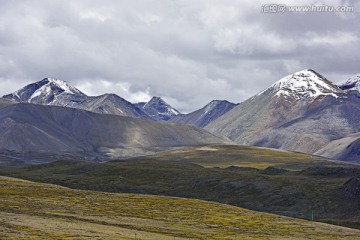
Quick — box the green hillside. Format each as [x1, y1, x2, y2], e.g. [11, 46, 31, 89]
[1, 176, 360, 240]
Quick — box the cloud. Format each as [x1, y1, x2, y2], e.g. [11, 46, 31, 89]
[0, 0, 359, 112]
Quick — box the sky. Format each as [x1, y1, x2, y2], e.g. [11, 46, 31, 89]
[0, 0, 359, 113]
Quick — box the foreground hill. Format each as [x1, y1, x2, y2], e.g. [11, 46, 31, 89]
[1, 176, 360, 240]
[0, 103, 229, 163]
[2, 145, 359, 229]
[205, 69, 360, 162]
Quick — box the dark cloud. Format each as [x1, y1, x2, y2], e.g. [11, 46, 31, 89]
[0, 0, 359, 112]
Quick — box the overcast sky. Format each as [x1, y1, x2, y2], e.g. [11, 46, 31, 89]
[0, 0, 359, 112]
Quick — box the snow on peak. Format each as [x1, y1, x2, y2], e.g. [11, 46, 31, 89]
[4, 78, 86, 104]
[41, 78, 83, 95]
[338, 74, 360, 93]
[260, 69, 344, 101]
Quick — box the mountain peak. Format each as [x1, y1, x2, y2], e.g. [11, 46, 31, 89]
[260, 69, 344, 101]
[40, 78, 84, 95]
[147, 96, 165, 103]
[338, 74, 360, 92]
[141, 96, 181, 120]
[3, 78, 85, 104]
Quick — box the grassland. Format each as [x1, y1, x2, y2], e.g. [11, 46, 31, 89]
[1, 145, 359, 231]
[1, 176, 360, 239]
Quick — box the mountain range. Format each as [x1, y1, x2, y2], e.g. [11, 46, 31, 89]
[3, 78, 236, 127]
[2, 70, 360, 162]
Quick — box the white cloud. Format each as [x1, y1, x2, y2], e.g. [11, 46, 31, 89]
[304, 32, 358, 46]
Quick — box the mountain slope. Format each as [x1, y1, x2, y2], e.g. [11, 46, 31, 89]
[170, 100, 237, 128]
[315, 133, 360, 162]
[137, 96, 181, 121]
[205, 69, 360, 160]
[3, 78, 150, 119]
[0, 103, 230, 161]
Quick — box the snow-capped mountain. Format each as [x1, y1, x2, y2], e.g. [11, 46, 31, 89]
[170, 100, 237, 128]
[258, 69, 344, 101]
[338, 74, 360, 93]
[3, 78, 86, 105]
[3, 78, 150, 119]
[206, 69, 360, 162]
[138, 96, 181, 121]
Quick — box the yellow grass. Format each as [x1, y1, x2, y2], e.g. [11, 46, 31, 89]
[1, 176, 360, 239]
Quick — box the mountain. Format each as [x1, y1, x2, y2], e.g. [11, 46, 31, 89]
[137, 96, 181, 121]
[3, 78, 150, 119]
[81, 94, 150, 119]
[205, 69, 360, 161]
[0, 102, 230, 162]
[338, 73, 360, 93]
[169, 100, 237, 128]
[3, 78, 86, 105]
[256, 69, 344, 101]
[4, 79, 237, 125]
